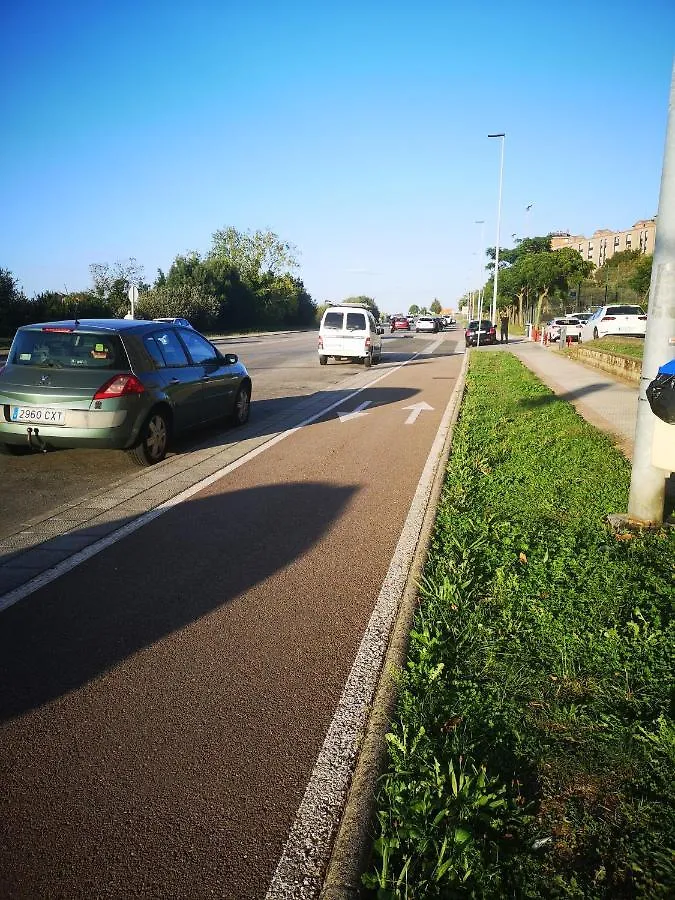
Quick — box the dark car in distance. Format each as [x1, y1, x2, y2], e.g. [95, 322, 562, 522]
[0, 319, 252, 465]
[465, 320, 497, 347]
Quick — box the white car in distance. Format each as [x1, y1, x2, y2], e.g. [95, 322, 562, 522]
[580, 305, 647, 341]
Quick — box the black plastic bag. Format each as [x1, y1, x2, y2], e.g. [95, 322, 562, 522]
[646, 373, 675, 424]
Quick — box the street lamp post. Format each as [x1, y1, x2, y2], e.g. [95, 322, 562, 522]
[474, 219, 485, 343]
[488, 133, 506, 325]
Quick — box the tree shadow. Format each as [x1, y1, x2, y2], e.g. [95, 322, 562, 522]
[0, 480, 357, 721]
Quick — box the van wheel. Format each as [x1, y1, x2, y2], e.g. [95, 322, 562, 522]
[363, 354, 372, 368]
[319, 355, 328, 366]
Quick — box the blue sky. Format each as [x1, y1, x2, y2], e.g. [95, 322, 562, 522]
[2, 0, 674, 314]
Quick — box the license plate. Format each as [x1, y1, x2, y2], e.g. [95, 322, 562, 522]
[10, 406, 66, 426]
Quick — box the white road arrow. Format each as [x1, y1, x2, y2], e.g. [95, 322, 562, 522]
[402, 401, 434, 424]
[338, 400, 372, 423]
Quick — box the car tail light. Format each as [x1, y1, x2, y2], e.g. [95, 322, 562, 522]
[318, 336, 324, 349]
[601, 316, 616, 321]
[489, 327, 496, 334]
[42, 326, 74, 333]
[638, 315, 647, 320]
[94, 374, 145, 400]
[365, 337, 371, 349]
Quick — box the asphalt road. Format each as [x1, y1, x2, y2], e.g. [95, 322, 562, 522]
[0, 329, 464, 898]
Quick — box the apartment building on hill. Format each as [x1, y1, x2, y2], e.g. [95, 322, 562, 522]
[551, 218, 656, 268]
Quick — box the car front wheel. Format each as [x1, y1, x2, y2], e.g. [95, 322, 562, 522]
[231, 384, 251, 426]
[127, 409, 169, 466]
[319, 355, 328, 365]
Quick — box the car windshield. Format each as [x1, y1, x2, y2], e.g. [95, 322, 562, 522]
[9, 329, 129, 370]
[468, 321, 492, 329]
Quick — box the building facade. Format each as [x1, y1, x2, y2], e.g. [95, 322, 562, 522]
[550, 218, 656, 269]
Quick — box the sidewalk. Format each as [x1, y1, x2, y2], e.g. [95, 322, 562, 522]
[505, 339, 638, 459]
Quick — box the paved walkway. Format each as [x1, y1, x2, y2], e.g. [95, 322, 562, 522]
[504, 339, 638, 459]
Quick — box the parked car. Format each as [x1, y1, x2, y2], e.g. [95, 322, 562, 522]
[153, 317, 194, 329]
[390, 316, 411, 332]
[465, 320, 497, 347]
[443, 316, 456, 328]
[546, 317, 583, 342]
[580, 304, 647, 341]
[415, 315, 439, 334]
[0, 319, 252, 465]
[318, 304, 383, 367]
[570, 312, 592, 324]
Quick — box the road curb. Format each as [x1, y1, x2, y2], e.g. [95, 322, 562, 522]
[320, 351, 470, 899]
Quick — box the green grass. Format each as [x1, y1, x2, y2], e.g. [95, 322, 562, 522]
[363, 352, 674, 899]
[578, 336, 645, 361]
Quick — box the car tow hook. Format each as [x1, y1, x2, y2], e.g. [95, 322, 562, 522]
[27, 427, 48, 452]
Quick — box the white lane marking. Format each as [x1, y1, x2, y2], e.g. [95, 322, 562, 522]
[402, 400, 434, 424]
[265, 352, 468, 900]
[338, 400, 371, 423]
[0, 344, 441, 614]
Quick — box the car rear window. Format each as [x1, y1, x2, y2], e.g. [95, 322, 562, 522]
[323, 312, 344, 329]
[346, 312, 367, 331]
[606, 306, 644, 316]
[10, 330, 129, 370]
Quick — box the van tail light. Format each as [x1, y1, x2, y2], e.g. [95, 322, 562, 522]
[318, 336, 324, 350]
[601, 316, 616, 321]
[94, 374, 145, 400]
[365, 337, 371, 349]
[638, 315, 647, 320]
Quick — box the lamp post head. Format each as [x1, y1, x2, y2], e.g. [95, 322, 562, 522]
[488, 132, 505, 138]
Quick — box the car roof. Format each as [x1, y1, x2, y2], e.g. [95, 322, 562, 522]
[18, 318, 166, 334]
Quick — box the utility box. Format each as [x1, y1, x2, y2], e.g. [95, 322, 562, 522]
[652, 417, 675, 472]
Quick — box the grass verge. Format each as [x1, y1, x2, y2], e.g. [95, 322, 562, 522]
[363, 352, 674, 898]
[576, 337, 645, 361]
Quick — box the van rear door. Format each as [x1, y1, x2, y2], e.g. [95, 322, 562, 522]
[321, 310, 345, 356]
[344, 311, 368, 357]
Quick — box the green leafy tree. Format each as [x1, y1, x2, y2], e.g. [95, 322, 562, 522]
[628, 254, 653, 299]
[430, 298, 442, 314]
[136, 283, 219, 331]
[0, 268, 27, 334]
[209, 227, 299, 279]
[342, 295, 381, 321]
[408, 304, 420, 316]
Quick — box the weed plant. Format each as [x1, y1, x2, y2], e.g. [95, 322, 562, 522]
[363, 352, 674, 898]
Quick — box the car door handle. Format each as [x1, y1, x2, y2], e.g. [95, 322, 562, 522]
[169, 377, 180, 384]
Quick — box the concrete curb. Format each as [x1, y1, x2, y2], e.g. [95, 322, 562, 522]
[319, 352, 470, 900]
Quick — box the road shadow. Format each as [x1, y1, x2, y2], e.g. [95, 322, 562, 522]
[0, 480, 357, 721]
[518, 382, 612, 409]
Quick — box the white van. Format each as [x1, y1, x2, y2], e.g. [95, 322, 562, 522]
[318, 305, 383, 367]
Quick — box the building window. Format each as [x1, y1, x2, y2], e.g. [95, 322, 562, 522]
[614, 236, 620, 246]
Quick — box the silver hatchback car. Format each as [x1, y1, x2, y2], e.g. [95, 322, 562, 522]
[0, 319, 252, 465]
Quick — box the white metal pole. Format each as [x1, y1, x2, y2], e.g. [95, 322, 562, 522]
[488, 133, 505, 325]
[627, 61, 675, 524]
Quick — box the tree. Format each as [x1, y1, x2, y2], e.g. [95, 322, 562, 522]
[628, 254, 653, 299]
[136, 283, 219, 331]
[430, 298, 442, 314]
[209, 227, 299, 279]
[0, 268, 27, 335]
[89, 258, 148, 314]
[342, 295, 381, 321]
[408, 304, 420, 316]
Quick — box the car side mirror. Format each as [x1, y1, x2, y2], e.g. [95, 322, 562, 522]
[223, 353, 238, 365]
